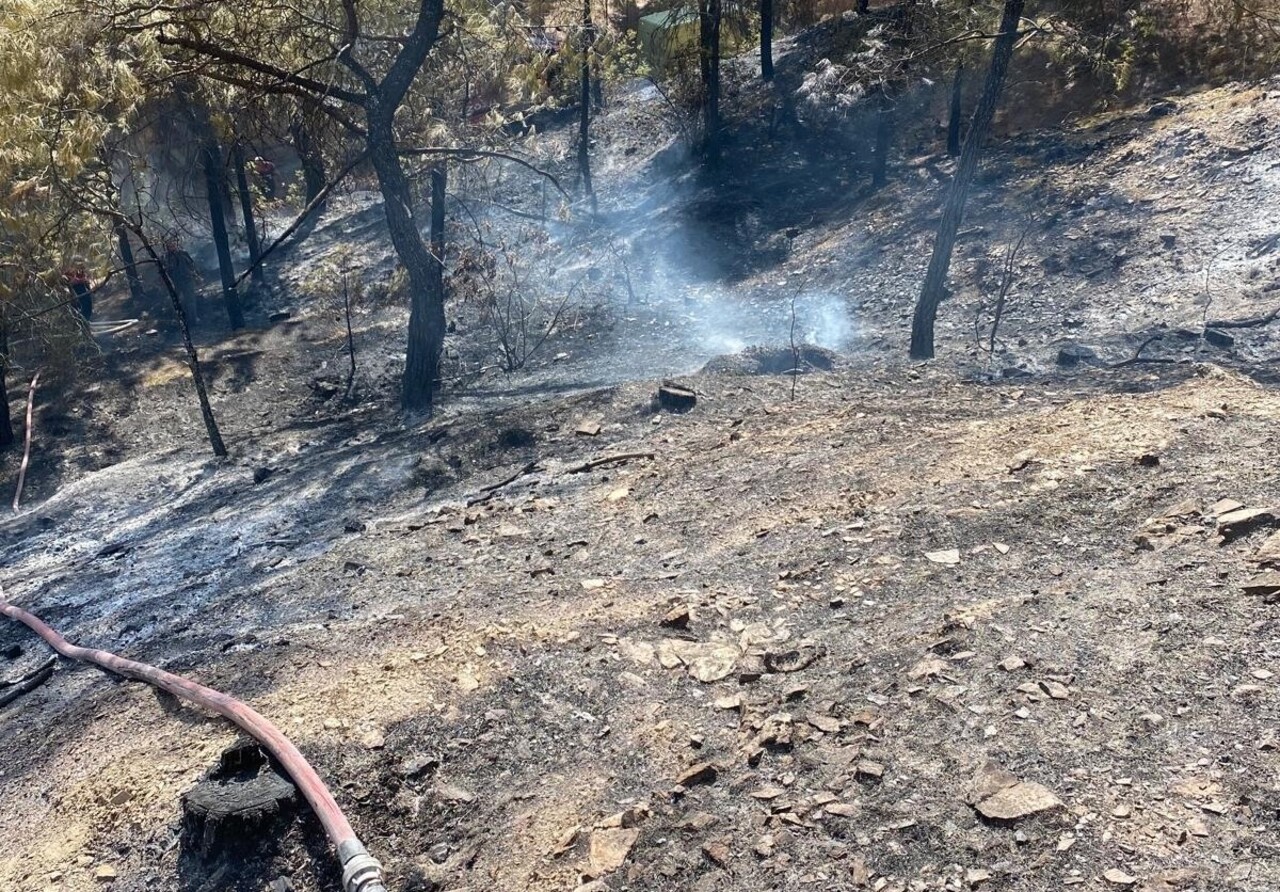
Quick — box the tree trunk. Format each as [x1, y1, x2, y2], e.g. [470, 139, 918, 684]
[231, 141, 264, 283]
[114, 219, 147, 304]
[0, 319, 15, 451]
[857, 0, 869, 13]
[135, 230, 227, 457]
[367, 111, 444, 416]
[947, 64, 964, 157]
[872, 89, 894, 189]
[910, 0, 1025, 360]
[430, 165, 447, 298]
[579, 0, 597, 215]
[699, 0, 722, 161]
[760, 0, 774, 82]
[199, 140, 246, 329]
[290, 118, 329, 212]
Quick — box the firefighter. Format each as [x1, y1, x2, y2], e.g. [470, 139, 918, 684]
[252, 156, 278, 199]
[66, 264, 93, 322]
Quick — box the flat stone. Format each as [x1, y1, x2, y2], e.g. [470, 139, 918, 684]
[676, 762, 719, 787]
[974, 781, 1063, 822]
[587, 827, 640, 875]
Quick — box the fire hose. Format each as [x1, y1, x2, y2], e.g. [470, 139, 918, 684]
[0, 595, 387, 892]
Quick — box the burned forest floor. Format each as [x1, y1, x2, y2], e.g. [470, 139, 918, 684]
[2, 44, 1280, 892]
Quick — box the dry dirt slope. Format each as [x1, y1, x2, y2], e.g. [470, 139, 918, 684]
[0, 358, 1278, 892]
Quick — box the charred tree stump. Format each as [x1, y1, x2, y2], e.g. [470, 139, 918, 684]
[181, 739, 298, 860]
[657, 383, 697, 413]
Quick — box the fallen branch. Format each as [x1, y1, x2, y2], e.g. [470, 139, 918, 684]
[233, 152, 368, 288]
[566, 452, 656, 474]
[0, 656, 56, 708]
[0, 594, 387, 892]
[1205, 306, 1280, 329]
[12, 369, 42, 514]
[466, 461, 540, 506]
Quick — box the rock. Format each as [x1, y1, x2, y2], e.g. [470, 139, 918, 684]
[575, 420, 602, 437]
[587, 827, 640, 875]
[435, 783, 476, 803]
[998, 656, 1026, 672]
[966, 868, 991, 886]
[676, 762, 719, 788]
[253, 466, 273, 484]
[1160, 234, 1177, 249]
[1040, 680, 1070, 700]
[94, 865, 118, 883]
[1057, 343, 1099, 367]
[855, 760, 885, 781]
[908, 657, 949, 680]
[807, 713, 841, 733]
[1103, 868, 1137, 885]
[1242, 571, 1280, 597]
[1254, 531, 1280, 565]
[656, 383, 697, 413]
[993, 542, 1010, 555]
[763, 643, 825, 673]
[925, 548, 961, 565]
[1210, 498, 1244, 516]
[1203, 328, 1235, 349]
[973, 779, 1063, 822]
[701, 840, 731, 867]
[1216, 507, 1276, 539]
[658, 639, 740, 682]
[1148, 100, 1177, 117]
[1135, 452, 1160, 468]
[660, 605, 691, 630]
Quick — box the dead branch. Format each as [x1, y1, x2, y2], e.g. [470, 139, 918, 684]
[12, 369, 42, 515]
[467, 461, 540, 506]
[566, 452, 656, 474]
[0, 657, 56, 708]
[1206, 306, 1280, 329]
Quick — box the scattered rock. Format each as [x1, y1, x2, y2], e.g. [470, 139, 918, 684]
[575, 419, 602, 437]
[966, 868, 991, 887]
[1203, 328, 1235, 349]
[1216, 506, 1276, 539]
[925, 548, 961, 565]
[971, 766, 1062, 822]
[855, 760, 885, 781]
[763, 643, 825, 673]
[1254, 531, 1280, 565]
[1057, 343, 1100, 367]
[94, 865, 118, 884]
[998, 656, 1027, 672]
[658, 639, 740, 682]
[1103, 868, 1137, 886]
[660, 604, 691, 630]
[676, 762, 719, 788]
[701, 840, 731, 868]
[587, 827, 640, 875]
[1242, 571, 1280, 597]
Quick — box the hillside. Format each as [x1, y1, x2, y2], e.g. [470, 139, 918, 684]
[1, 64, 1280, 892]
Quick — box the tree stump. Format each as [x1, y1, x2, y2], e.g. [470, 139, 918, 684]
[181, 739, 298, 860]
[656, 383, 697, 413]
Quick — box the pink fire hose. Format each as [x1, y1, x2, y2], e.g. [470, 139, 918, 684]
[0, 595, 387, 892]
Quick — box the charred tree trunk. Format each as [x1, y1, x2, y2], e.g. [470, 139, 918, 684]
[134, 228, 228, 456]
[858, 0, 869, 13]
[368, 113, 444, 415]
[872, 90, 894, 189]
[910, 0, 1025, 360]
[0, 320, 15, 451]
[699, 0, 723, 162]
[231, 141, 264, 284]
[947, 64, 965, 157]
[290, 118, 329, 212]
[761, 0, 774, 82]
[579, 0, 598, 215]
[430, 165, 447, 298]
[114, 219, 147, 304]
[199, 140, 246, 329]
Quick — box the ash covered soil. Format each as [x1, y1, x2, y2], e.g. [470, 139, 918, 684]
[2, 54, 1280, 892]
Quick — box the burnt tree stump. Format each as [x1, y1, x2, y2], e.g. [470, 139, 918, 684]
[181, 739, 298, 860]
[656, 383, 697, 413]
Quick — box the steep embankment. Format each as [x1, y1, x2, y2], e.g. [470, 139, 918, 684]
[1, 73, 1279, 892]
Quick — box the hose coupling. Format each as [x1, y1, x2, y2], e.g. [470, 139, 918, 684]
[339, 840, 387, 892]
